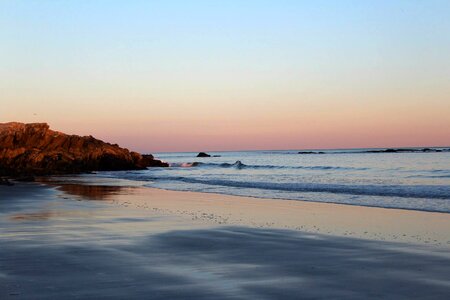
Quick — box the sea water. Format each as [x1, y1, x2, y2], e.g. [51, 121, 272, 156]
[99, 148, 450, 213]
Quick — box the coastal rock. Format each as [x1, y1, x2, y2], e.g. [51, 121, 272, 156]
[141, 154, 169, 167]
[197, 152, 211, 157]
[298, 151, 324, 154]
[365, 148, 444, 153]
[0, 122, 168, 176]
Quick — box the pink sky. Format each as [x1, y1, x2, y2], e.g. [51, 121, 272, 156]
[4, 95, 448, 153]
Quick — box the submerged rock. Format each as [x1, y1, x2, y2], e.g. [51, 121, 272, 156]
[0, 122, 168, 176]
[197, 152, 211, 157]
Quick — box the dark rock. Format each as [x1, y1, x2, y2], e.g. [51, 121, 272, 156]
[197, 152, 211, 157]
[298, 151, 324, 154]
[141, 154, 169, 167]
[421, 148, 442, 152]
[384, 148, 398, 153]
[366, 148, 412, 153]
[0, 122, 168, 176]
[365, 148, 446, 153]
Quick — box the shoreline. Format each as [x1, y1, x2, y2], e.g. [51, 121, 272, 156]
[41, 178, 450, 248]
[147, 185, 450, 215]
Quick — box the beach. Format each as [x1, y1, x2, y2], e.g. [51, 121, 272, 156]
[1, 180, 450, 299]
[4, 0, 450, 298]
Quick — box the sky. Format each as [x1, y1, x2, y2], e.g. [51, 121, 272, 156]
[1, 0, 449, 152]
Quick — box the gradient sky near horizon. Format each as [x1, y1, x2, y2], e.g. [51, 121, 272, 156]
[1, 1, 449, 152]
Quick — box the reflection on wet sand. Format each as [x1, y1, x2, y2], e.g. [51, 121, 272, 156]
[55, 184, 132, 201]
[7, 183, 134, 222]
[36, 176, 136, 201]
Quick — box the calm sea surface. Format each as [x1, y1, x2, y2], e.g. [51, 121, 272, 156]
[96, 148, 450, 213]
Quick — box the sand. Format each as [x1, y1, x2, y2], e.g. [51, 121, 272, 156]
[102, 185, 450, 247]
[1, 181, 450, 299]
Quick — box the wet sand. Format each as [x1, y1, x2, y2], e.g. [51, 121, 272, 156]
[101, 185, 450, 247]
[1, 182, 450, 299]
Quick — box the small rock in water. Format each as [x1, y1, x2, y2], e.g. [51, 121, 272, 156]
[197, 152, 211, 157]
[298, 151, 324, 154]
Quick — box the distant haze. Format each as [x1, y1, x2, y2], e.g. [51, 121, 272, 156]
[1, 1, 449, 152]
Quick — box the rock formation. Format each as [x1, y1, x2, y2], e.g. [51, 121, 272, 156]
[0, 122, 168, 176]
[196, 152, 211, 157]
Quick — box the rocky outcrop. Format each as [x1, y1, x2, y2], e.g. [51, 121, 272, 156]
[196, 152, 211, 157]
[0, 122, 168, 176]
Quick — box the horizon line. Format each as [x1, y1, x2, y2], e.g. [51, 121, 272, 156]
[150, 145, 450, 154]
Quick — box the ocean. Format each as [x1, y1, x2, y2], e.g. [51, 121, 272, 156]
[94, 148, 450, 213]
